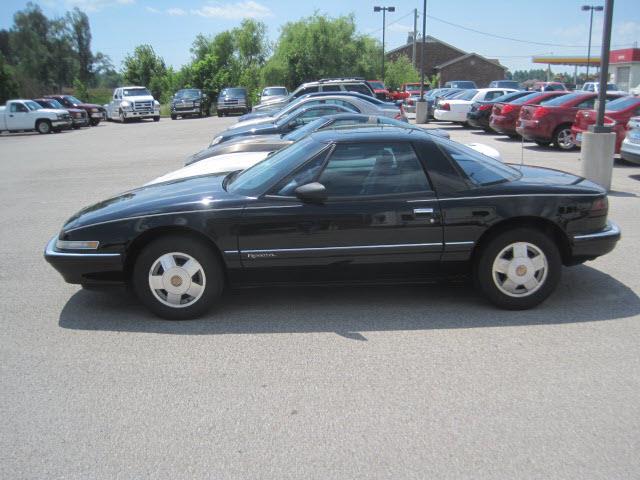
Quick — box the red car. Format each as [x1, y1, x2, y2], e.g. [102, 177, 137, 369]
[43, 94, 105, 126]
[33, 97, 89, 129]
[516, 92, 625, 150]
[572, 96, 640, 153]
[367, 80, 390, 100]
[490, 91, 568, 138]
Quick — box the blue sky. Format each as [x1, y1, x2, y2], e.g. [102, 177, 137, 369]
[1, 0, 638, 73]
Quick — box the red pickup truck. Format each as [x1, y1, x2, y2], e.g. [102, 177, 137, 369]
[489, 91, 568, 138]
[43, 94, 105, 126]
[516, 92, 625, 150]
[389, 83, 428, 101]
[571, 96, 640, 153]
[367, 80, 390, 100]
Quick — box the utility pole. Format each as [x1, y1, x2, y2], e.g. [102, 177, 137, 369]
[412, 8, 417, 68]
[582, 5, 604, 81]
[374, 6, 395, 81]
[415, 0, 428, 123]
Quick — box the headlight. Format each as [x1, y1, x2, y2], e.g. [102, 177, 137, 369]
[120, 101, 131, 109]
[194, 101, 200, 106]
[55, 240, 100, 250]
[154, 100, 160, 107]
[57, 113, 66, 119]
[210, 136, 222, 146]
[91, 108, 98, 112]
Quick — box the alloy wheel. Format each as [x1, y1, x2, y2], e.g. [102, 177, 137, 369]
[556, 128, 575, 150]
[491, 242, 548, 298]
[148, 252, 206, 308]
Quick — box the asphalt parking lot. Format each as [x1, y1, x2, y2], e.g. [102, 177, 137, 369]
[2, 117, 640, 479]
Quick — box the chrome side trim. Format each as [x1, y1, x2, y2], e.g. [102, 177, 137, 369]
[438, 193, 602, 201]
[241, 242, 443, 254]
[573, 221, 620, 241]
[45, 236, 120, 258]
[445, 241, 475, 246]
[64, 207, 245, 233]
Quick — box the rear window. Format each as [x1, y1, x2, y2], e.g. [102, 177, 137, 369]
[221, 88, 246, 97]
[540, 93, 586, 106]
[456, 90, 479, 101]
[509, 93, 543, 105]
[262, 87, 287, 96]
[491, 91, 530, 103]
[369, 81, 385, 89]
[605, 96, 639, 111]
[345, 83, 372, 95]
[437, 139, 521, 186]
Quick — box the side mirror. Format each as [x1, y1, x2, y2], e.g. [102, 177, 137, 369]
[295, 182, 327, 203]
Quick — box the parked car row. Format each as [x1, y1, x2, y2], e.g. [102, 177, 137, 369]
[44, 91, 621, 319]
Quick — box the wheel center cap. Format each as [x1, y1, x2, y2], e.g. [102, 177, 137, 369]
[170, 275, 183, 287]
[516, 265, 528, 276]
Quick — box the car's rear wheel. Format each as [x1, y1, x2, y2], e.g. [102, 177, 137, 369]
[153, 116, 160, 122]
[36, 120, 51, 134]
[170, 114, 177, 120]
[474, 228, 561, 310]
[553, 125, 576, 150]
[133, 235, 224, 320]
[90, 119, 100, 126]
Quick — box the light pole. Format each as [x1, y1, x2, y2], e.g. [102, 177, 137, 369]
[582, 4, 604, 82]
[374, 5, 395, 81]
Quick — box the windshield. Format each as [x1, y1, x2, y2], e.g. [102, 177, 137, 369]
[368, 81, 385, 89]
[175, 89, 200, 99]
[221, 88, 246, 97]
[66, 95, 83, 104]
[540, 93, 585, 106]
[227, 136, 326, 196]
[46, 99, 65, 109]
[405, 84, 424, 91]
[605, 96, 639, 111]
[24, 100, 42, 111]
[123, 88, 151, 97]
[262, 87, 287, 96]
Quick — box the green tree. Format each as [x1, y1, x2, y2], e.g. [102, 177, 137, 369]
[0, 53, 19, 103]
[66, 8, 93, 83]
[122, 45, 167, 99]
[384, 55, 419, 91]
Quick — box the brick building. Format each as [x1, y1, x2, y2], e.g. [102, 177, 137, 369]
[387, 35, 507, 88]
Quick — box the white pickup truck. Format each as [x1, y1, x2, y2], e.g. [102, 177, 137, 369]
[0, 99, 72, 134]
[105, 86, 161, 123]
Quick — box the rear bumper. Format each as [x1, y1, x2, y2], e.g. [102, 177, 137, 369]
[571, 221, 621, 260]
[516, 119, 553, 142]
[44, 236, 124, 286]
[467, 112, 490, 128]
[490, 116, 517, 135]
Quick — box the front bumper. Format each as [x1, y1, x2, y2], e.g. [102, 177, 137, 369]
[123, 109, 160, 119]
[44, 236, 124, 286]
[172, 106, 201, 115]
[571, 221, 621, 260]
[72, 116, 90, 127]
[52, 119, 72, 129]
[621, 137, 640, 164]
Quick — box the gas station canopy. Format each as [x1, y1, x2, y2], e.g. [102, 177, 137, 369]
[532, 56, 600, 67]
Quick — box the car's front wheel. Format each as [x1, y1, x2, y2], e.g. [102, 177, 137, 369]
[36, 119, 51, 134]
[474, 228, 561, 310]
[133, 235, 224, 320]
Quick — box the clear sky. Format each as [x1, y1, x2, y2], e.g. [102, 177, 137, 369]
[1, 0, 638, 74]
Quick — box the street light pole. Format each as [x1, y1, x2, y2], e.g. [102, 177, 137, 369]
[415, 0, 428, 124]
[582, 4, 604, 81]
[374, 6, 395, 81]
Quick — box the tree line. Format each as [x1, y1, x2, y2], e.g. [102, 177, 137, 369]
[0, 4, 420, 105]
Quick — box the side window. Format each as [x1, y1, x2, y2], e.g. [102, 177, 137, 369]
[321, 85, 341, 92]
[484, 91, 502, 101]
[271, 153, 327, 196]
[576, 98, 596, 109]
[439, 142, 518, 186]
[332, 118, 368, 127]
[325, 99, 359, 112]
[295, 86, 318, 98]
[317, 143, 431, 197]
[345, 84, 372, 95]
[295, 107, 341, 124]
[11, 103, 28, 113]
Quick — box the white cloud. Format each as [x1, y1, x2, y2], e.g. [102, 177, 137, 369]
[552, 21, 640, 50]
[166, 7, 186, 16]
[387, 23, 414, 34]
[145, 5, 160, 13]
[191, 1, 273, 20]
[63, 0, 134, 12]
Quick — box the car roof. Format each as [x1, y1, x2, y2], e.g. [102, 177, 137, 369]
[310, 126, 428, 143]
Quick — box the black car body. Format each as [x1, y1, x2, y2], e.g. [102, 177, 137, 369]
[467, 90, 532, 131]
[217, 87, 249, 116]
[171, 89, 210, 119]
[46, 127, 620, 319]
[209, 104, 355, 146]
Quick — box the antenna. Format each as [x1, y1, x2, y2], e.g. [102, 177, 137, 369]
[520, 133, 525, 168]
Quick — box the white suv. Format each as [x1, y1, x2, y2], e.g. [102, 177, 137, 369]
[106, 86, 160, 123]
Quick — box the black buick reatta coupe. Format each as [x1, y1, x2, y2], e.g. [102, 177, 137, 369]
[45, 127, 620, 319]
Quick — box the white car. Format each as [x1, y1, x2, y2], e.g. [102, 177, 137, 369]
[581, 82, 628, 95]
[621, 116, 640, 164]
[147, 140, 503, 186]
[0, 99, 71, 134]
[105, 86, 160, 123]
[434, 88, 518, 123]
[259, 86, 289, 105]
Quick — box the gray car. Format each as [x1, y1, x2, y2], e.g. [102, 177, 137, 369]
[229, 95, 406, 130]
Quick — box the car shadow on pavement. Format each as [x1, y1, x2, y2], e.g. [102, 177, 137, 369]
[58, 265, 639, 339]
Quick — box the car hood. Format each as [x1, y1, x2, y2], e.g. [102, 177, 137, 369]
[122, 95, 155, 103]
[40, 108, 69, 115]
[63, 173, 246, 232]
[219, 122, 280, 139]
[148, 151, 272, 186]
[228, 116, 277, 129]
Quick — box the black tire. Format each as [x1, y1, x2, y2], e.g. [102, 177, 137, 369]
[474, 227, 561, 310]
[36, 119, 51, 134]
[133, 235, 224, 320]
[553, 125, 576, 150]
[119, 109, 128, 123]
[170, 114, 177, 120]
[217, 111, 222, 117]
[90, 119, 100, 126]
[153, 116, 160, 122]
[507, 133, 519, 139]
[535, 140, 551, 147]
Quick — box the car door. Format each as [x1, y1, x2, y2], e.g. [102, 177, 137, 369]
[110, 89, 120, 116]
[236, 141, 443, 284]
[7, 102, 31, 130]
